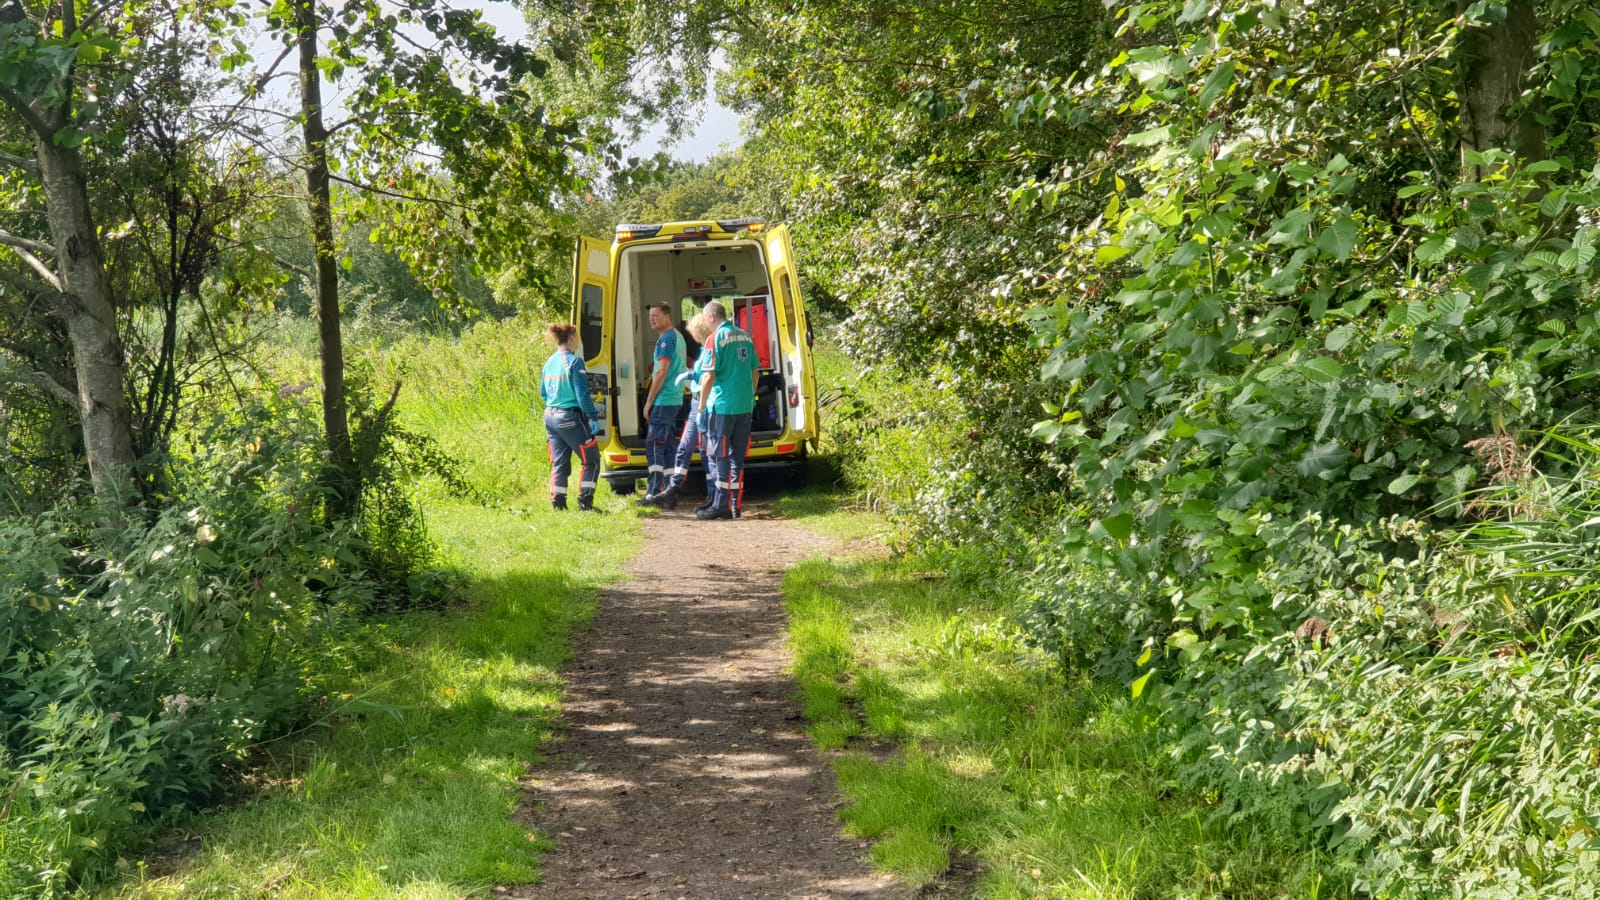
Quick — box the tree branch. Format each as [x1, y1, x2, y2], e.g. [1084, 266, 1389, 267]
[0, 83, 51, 138]
[270, 251, 310, 279]
[0, 240, 61, 291]
[0, 228, 55, 257]
[79, 0, 120, 31]
[325, 115, 362, 137]
[328, 172, 473, 210]
[0, 263, 61, 304]
[0, 148, 37, 176]
[11, 368, 77, 407]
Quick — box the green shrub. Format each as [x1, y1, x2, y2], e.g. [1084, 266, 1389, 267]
[0, 389, 383, 890]
[1016, 429, 1600, 896]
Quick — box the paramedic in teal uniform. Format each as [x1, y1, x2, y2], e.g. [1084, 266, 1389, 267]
[640, 302, 687, 506]
[540, 322, 603, 512]
[696, 301, 759, 520]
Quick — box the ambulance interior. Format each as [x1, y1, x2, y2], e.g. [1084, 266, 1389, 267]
[612, 242, 790, 448]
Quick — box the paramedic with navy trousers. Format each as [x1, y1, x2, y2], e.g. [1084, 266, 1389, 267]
[541, 322, 603, 512]
[639, 302, 687, 508]
[697, 301, 759, 520]
[661, 313, 715, 510]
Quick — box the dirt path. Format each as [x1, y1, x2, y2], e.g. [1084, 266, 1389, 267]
[515, 501, 906, 900]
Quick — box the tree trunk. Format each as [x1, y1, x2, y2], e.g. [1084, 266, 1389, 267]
[1459, 0, 1543, 177]
[34, 136, 137, 501]
[296, 0, 355, 517]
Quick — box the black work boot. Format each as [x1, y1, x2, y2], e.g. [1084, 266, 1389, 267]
[577, 494, 605, 513]
[552, 499, 568, 511]
[656, 488, 679, 511]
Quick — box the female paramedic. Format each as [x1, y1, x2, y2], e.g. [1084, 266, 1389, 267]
[540, 322, 603, 512]
[655, 313, 715, 511]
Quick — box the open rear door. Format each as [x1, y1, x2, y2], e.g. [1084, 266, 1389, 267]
[763, 224, 817, 440]
[571, 236, 614, 435]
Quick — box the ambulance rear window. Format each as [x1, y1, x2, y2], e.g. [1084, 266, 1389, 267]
[580, 283, 603, 358]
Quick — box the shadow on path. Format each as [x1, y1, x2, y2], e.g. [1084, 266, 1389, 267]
[515, 504, 906, 900]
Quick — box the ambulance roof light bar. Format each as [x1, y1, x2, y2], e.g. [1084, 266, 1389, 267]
[615, 219, 767, 242]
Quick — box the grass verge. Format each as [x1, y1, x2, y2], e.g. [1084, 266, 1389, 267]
[769, 483, 884, 542]
[105, 498, 637, 899]
[785, 551, 1343, 899]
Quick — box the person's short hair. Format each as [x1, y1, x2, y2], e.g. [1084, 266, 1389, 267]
[687, 313, 713, 342]
[648, 302, 672, 317]
[703, 300, 726, 322]
[547, 322, 578, 344]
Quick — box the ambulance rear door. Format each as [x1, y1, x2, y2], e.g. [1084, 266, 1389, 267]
[571, 235, 615, 436]
[762, 224, 817, 440]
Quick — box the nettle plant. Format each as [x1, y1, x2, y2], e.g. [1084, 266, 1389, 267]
[0, 387, 380, 886]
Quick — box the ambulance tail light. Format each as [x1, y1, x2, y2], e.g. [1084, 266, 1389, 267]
[776, 443, 797, 454]
[608, 453, 630, 464]
[787, 386, 800, 407]
[717, 217, 765, 233]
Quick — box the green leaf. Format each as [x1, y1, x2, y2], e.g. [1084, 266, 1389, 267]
[1097, 244, 1135, 264]
[1130, 670, 1154, 700]
[1416, 235, 1455, 263]
[1197, 61, 1236, 107]
[1540, 190, 1568, 219]
[1325, 324, 1356, 352]
[1387, 473, 1421, 495]
[1315, 214, 1358, 262]
[1124, 125, 1176, 147]
[1166, 629, 1205, 662]
[1176, 499, 1215, 530]
[1029, 420, 1062, 443]
[1096, 513, 1134, 543]
[1296, 442, 1345, 478]
[1438, 293, 1472, 326]
[1302, 356, 1345, 383]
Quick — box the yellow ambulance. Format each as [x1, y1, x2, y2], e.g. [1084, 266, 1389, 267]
[570, 218, 819, 495]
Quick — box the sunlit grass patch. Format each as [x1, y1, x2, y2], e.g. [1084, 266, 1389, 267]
[770, 482, 884, 542]
[784, 553, 1342, 898]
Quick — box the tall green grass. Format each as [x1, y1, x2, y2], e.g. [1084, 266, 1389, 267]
[784, 551, 1342, 898]
[357, 318, 551, 502]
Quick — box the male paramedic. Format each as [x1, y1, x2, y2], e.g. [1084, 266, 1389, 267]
[695, 301, 760, 520]
[639, 302, 686, 507]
